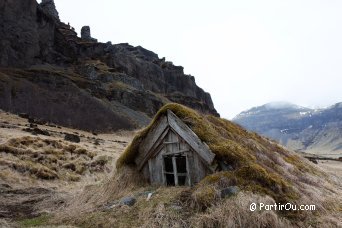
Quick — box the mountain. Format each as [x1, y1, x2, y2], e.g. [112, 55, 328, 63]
[0, 0, 218, 132]
[233, 102, 342, 157]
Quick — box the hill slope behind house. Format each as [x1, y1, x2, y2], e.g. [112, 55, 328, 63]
[233, 102, 342, 157]
[56, 104, 342, 228]
[0, 0, 218, 132]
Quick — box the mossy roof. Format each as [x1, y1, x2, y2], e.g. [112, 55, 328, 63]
[118, 103, 280, 168]
[116, 103, 321, 204]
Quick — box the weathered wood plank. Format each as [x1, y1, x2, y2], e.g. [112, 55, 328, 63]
[172, 156, 178, 186]
[192, 152, 211, 184]
[160, 154, 166, 185]
[135, 116, 168, 168]
[137, 127, 170, 170]
[187, 151, 195, 185]
[166, 130, 172, 153]
[167, 110, 215, 164]
[149, 127, 169, 156]
[186, 154, 191, 186]
[163, 141, 179, 144]
[142, 162, 150, 181]
[180, 138, 189, 151]
[164, 149, 190, 156]
[170, 131, 179, 155]
[148, 159, 153, 183]
[155, 153, 164, 184]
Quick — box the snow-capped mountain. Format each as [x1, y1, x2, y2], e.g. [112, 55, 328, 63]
[233, 102, 342, 157]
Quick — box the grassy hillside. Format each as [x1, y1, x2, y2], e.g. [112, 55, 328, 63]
[54, 104, 341, 227]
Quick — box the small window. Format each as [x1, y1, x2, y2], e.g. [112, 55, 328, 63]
[163, 155, 188, 186]
[176, 156, 187, 173]
[164, 156, 174, 172]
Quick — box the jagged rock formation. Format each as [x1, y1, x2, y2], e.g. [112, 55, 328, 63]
[0, 0, 218, 132]
[40, 0, 59, 21]
[81, 26, 97, 42]
[233, 102, 342, 157]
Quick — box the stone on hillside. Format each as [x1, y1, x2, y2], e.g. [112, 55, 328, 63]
[64, 133, 80, 143]
[221, 186, 239, 198]
[120, 196, 136, 206]
[33, 128, 50, 136]
[23, 127, 50, 136]
[18, 113, 29, 119]
[29, 123, 38, 128]
[219, 161, 234, 171]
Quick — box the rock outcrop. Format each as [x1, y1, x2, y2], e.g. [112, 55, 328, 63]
[81, 26, 97, 42]
[0, 0, 219, 132]
[40, 0, 59, 21]
[0, 0, 56, 67]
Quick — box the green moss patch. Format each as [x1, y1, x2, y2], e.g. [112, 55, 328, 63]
[18, 214, 50, 227]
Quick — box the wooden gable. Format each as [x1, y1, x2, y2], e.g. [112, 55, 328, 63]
[135, 110, 215, 171]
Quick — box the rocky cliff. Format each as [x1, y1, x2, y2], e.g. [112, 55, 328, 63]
[233, 102, 342, 157]
[0, 0, 218, 132]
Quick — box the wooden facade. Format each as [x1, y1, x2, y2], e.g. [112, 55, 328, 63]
[135, 110, 215, 186]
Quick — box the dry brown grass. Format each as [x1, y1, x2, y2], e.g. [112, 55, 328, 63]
[44, 159, 341, 227]
[54, 184, 342, 228]
[53, 166, 147, 224]
[0, 136, 107, 182]
[191, 192, 291, 228]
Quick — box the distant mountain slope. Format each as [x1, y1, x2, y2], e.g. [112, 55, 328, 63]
[233, 102, 342, 157]
[0, 0, 218, 132]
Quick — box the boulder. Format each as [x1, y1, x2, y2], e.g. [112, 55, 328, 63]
[23, 127, 50, 136]
[219, 161, 234, 171]
[28, 118, 47, 125]
[221, 186, 239, 198]
[32, 128, 50, 136]
[29, 123, 38, 128]
[18, 113, 29, 119]
[64, 133, 80, 143]
[120, 197, 136, 206]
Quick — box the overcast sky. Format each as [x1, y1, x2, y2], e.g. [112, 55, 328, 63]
[45, 0, 342, 119]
